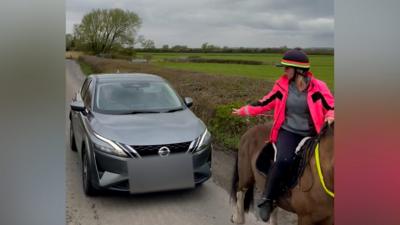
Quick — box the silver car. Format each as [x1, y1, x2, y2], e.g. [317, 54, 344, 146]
[69, 73, 212, 196]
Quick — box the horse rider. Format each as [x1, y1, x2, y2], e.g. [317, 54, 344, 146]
[232, 48, 335, 222]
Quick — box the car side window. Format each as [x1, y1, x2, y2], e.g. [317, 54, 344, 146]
[83, 80, 94, 109]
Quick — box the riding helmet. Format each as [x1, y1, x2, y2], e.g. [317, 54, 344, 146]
[277, 48, 310, 69]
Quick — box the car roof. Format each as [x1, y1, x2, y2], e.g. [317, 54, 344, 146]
[90, 73, 166, 82]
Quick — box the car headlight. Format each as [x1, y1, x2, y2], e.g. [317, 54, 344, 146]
[194, 129, 211, 153]
[92, 132, 128, 157]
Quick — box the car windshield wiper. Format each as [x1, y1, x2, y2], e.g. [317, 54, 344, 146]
[125, 110, 162, 114]
[163, 107, 184, 113]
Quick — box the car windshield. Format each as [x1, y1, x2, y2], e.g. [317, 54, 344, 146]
[94, 80, 185, 114]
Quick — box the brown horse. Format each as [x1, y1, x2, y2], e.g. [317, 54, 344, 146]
[230, 122, 334, 225]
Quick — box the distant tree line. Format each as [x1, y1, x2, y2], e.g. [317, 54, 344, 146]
[135, 44, 334, 55]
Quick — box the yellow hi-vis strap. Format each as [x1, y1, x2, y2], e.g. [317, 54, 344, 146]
[315, 144, 335, 198]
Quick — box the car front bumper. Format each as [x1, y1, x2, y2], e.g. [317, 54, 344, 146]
[91, 145, 212, 192]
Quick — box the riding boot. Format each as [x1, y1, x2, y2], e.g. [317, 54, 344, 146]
[257, 197, 274, 222]
[257, 164, 281, 222]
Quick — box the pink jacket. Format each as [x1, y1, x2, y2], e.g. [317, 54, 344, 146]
[238, 72, 334, 143]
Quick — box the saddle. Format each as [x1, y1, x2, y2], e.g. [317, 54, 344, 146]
[256, 136, 318, 190]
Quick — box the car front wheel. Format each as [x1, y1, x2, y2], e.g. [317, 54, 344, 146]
[82, 151, 99, 196]
[69, 123, 77, 152]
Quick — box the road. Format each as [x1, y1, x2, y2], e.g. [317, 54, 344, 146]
[65, 59, 271, 225]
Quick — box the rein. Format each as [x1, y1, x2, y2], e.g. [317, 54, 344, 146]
[314, 122, 335, 198]
[315, 143, 334, 198]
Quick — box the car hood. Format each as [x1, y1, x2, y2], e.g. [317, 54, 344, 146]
[90, 109, 206, 145]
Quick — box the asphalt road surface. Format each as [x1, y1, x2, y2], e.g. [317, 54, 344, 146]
[65, 59, 296, 225]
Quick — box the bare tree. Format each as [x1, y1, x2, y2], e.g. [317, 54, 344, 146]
[74, 8, 141, 54]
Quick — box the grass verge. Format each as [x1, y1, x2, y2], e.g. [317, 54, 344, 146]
[77, 58, 95, 76]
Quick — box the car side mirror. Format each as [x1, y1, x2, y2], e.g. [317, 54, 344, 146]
[184, 97, 193, 108]
[70, 101, 86, 112]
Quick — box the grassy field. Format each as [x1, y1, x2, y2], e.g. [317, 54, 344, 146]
[138, 52, 334, 89]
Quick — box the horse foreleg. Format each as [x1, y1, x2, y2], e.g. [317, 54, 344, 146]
[231, 189, 247, 224]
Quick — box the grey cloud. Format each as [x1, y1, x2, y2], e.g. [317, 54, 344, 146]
[66, 0, 333, 48]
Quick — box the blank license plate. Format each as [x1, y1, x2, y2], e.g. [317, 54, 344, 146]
[127, 153, 195, 194]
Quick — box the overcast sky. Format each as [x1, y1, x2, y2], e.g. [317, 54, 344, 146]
[66, 0, 334, 48]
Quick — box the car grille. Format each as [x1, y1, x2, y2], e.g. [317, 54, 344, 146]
[130, 141, 192, 157]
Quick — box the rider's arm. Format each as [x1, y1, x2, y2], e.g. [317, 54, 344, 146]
[316, 81, 335, 120]
[237, 83, 282, 116]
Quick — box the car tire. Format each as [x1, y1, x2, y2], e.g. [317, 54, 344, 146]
[69, 123, 77, 152]
[82, 151, 99, 196]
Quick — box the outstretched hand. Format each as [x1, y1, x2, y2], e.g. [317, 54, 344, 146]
[232, 108, 241, 116]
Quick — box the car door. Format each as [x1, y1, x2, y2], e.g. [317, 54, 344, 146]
[71, 78, 92, 152]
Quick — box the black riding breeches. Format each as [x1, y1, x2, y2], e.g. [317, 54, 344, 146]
[264, 128, 306, 200]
